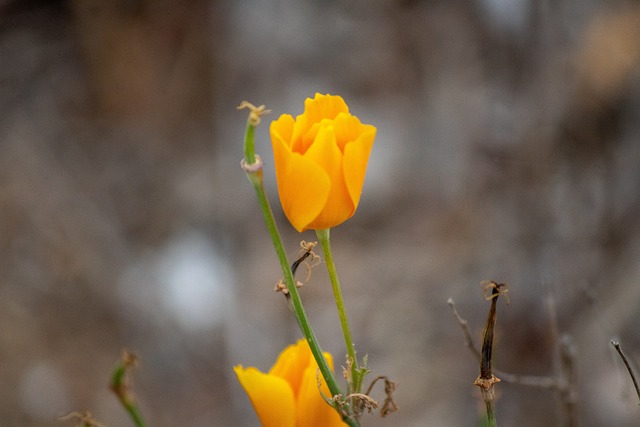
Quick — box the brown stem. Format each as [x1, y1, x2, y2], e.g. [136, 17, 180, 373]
[473, 281, 507, 427]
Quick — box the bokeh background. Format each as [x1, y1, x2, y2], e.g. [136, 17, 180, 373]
[2, 0, 640, 425]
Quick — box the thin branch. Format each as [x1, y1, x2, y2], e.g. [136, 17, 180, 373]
[447, 298, 481, 361]
[559, 334, 578, 427]
[611, 340, 640, 404]
[546, 288, 578, 427]
[495, 371, 565, 389]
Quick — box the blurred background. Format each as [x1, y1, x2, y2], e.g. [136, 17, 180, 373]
[2, 0, 640, 425]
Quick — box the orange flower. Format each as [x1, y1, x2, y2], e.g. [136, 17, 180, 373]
[234, 339, 346, 427]
[270, 93, 376, 232]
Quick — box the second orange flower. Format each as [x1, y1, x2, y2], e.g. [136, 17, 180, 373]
[234, 339, 346, 427]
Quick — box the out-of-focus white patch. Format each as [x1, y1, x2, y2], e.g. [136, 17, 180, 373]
[158, 232, 232, 331]
[118, 230, 233, 332]
[19, 361, 71, 420]
[478, 0, 530, 34]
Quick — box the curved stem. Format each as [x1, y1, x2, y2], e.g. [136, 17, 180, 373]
[110, 351, 147, 427]
[241, 116, 358, 426]
[315, 228, 360, 392]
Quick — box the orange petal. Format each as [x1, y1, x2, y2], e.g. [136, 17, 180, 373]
[296, 352, 346, 427]
[271, 128, 330, 232]
[343, 124, 376, 208]
[271, 114, 295, 149]
[303, 124, 353, 229]
[304, 94, 349, 125]
[234, 366, 296, 427]
[291, 94, 349, 148]
[269, 340, 312, 398]
[332, 113, 364, 151]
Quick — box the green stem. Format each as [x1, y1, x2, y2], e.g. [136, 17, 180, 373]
[315, 228, 360, 393]
[483, 393, 498, 427]
[120, 399, 146, 427]
[110, 354, 147, 427]
[241, 117, 359, 427]
[243, 121, 256, 165]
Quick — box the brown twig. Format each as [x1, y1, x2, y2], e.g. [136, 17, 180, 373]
[58, 411, 105, 427]
[449, 297, 567, 390]
[473, 281, 506, 427]
[450, 282, 580, 426]
[363, 376, 399, 418]
[275, 241, 319, 297]
[611, 340, 640, 404]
